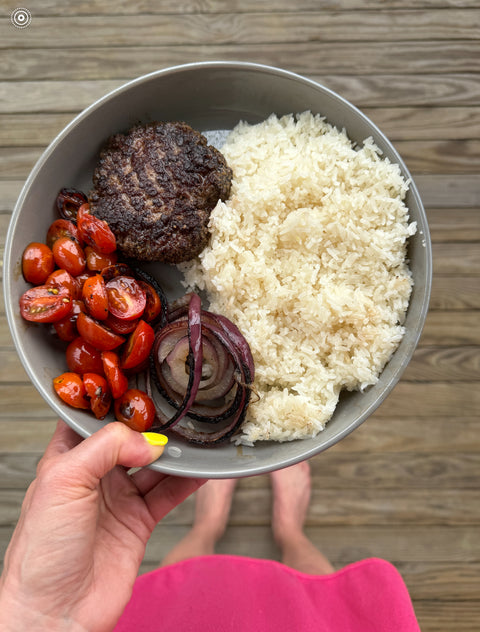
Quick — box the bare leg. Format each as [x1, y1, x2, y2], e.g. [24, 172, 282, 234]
[271, 461, 334, 574]
[161, 478, 237, 567]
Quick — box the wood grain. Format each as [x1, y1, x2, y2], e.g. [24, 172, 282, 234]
[1, 4, 479, 629]
[3, 42, 479, 82]
[2, 11, 480, 48]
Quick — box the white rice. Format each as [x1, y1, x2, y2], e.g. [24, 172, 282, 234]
[180, 112, 416, 444]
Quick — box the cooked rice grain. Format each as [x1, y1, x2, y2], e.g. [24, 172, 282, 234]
[180, 112, 416, 443]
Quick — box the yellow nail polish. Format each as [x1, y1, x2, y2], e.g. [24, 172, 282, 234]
[142, 432, 168, 447]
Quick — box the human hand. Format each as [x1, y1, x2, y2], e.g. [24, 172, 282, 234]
[0, 420, 204, 632]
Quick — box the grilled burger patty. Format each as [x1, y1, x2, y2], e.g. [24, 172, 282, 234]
[88, 122, 232, 263]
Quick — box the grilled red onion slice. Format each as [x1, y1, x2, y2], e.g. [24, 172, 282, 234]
[149, 292, 255, 444]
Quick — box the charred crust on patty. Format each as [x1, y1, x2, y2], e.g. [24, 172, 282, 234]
[88, 121, 232, 263]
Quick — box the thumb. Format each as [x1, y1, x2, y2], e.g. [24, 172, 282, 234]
[57, 422, 168, 488]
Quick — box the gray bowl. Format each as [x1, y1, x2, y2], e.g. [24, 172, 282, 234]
[4, 62, 432, 478]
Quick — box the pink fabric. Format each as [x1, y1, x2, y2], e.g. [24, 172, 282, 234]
[113, 555, 420, 631]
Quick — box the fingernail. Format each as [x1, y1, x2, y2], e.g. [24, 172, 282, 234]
[142, 432, 168, 447]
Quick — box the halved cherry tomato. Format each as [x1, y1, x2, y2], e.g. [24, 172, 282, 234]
[137, 280, 163, 322]
[75, 269, 97, 293]
[22, 242, 55, 285]
[85, 246, 117, 272]
[82, 274, 109, 321]
[104, 313, 139, 335]
[76, 312, 124, 351]
[56, 188, 88, 221]
[101, 263, 133, 283]
[101, 351, 128, 399]
[77, 204, 116, 254]
[121, 320, 155, 370]
[66, 336, 104, 375]
[46, 219, 81, 249]
[54, 300, 86, 341]
[114, 389, 155, 432]
[83, 373, 112, 419]
[46, 269, 81, 300]
[106, 276, 146, 321]
[52, 236, 86, 277]
[53, 371, 89, 409]
[20, 285, 72, 323]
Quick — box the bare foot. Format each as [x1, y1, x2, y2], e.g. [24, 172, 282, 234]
[193, 478, 238, 540]
[160, 478, 237, 566]
[270, 460, 334, 574]
[271, 460, 312, 547]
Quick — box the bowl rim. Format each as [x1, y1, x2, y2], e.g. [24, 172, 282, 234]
[4, 61, 432, 477]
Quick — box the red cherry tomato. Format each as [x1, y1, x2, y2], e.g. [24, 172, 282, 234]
[106, 276, 146, 321]
[85, 246, 117, 272]
[104, 313, 139, 335]
[82, 274, 109, 321]
[101, 351, 129, 399]
[46, 269, 81, 300]
[20, 285, 72, 323]
[137, 280, 163, 322]
[56, 188, 88, 221]
[114, 389, 155, 432]
[77, 204, 116, 254]
[46, 219, 81, 249]
[83, 373, 112, 419]
[52, 236, 86, 277]
[22, 242, 55, 285]
[121, 320, 155, 370]
[101, 263, 133, 283]
[54, 300, 86, 341]
[66, 336, 104, 375]
[76, 312, 124, 351]
[53, 372, 89, 409]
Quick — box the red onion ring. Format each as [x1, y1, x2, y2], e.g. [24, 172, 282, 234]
[148, 292, 255, 444]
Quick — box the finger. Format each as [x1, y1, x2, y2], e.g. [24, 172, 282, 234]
[144, 476, 206, 523]
[55, 422, 168, 490]
[129, 467, 169, 496]
[36, 419, 83, 473]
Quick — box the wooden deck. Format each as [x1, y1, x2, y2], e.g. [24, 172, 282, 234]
[1, 2, 479, 630]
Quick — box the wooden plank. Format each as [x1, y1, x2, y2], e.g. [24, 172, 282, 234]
[420, 311, 480, 346]
[0, 420, 57, 453]
[375, 381, 480, 418]
[142, 524, 480, 563]
[430, 276, 480, 310]
[363, 107, 480, 141]
[0, 181, 24, 211]
[396, 562, 480, 600]
[414, 600, 480, 632]
[12, 0, 480, 15]
[0, 449, 480, 493]
[0, 113, 78, 146]
[1, 416, 479, 455]
[432, 243, 480, 275]
[3, 42, 479, 82]
[427, 208, 480, 242]
[415, 175, 480, 208]
[397, 139, 480, 175]
[4, 108, 480, 146]
[332, 416, 480, 454]
[2, 450, 479, 490]
[2, 11, 480, 49]
[2, 484, 480, 528]
[402, 346, 480, 382]
[2, 75, 480, 117]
